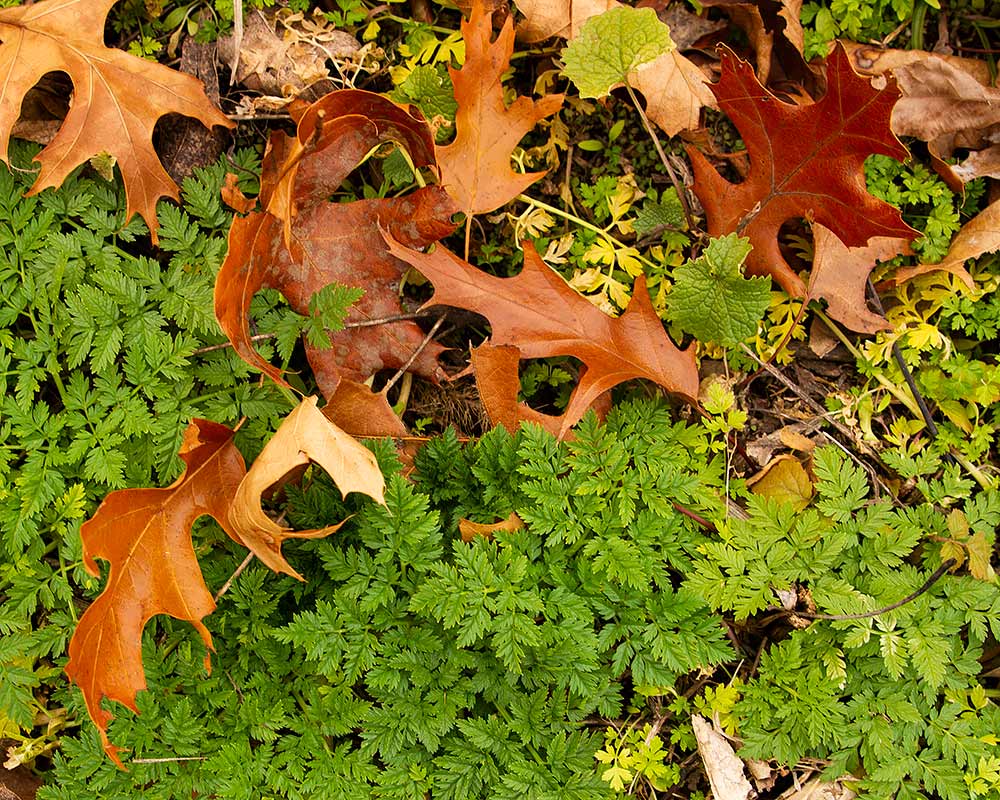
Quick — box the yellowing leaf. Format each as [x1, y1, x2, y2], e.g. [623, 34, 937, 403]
[747, 455, 814, 511]
[966, 532, 996, 582]
[459, 513, 524, 542]
[228, 396, 385, 579]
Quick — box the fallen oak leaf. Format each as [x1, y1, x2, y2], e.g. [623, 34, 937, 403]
[64, 420, 247, 768]
[459, 512, 524, 542]
[437, 0, 563, 221]
[228, 396, 386, 580]
[688, 43, 918, 319]
[0, 0, 234, 241]
[470, 342, 611, 437]
[214, 90, 458, 391]
[387, 237, 698, 435]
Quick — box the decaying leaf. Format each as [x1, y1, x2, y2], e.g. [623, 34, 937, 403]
[64, 420, 247, 767]
[691, 714, 754, 800]
[748, 454, 814, 511]
[228, 396, 386, 580]
[689, 44, 917, 323]
[470, 342, 611, 436]
[387, 237, 699, 434]
[809, 224, 915, 333]
[214, 90, 457, 394]
[219, 8, 360, 108]
[701, 0, 808, 84]
[436, 1, 563, 220]
[459, 512, 524, 542]
[516, 0, 715, 135]
[0, 0, 234, 240]
[844, 45, 1000, 185]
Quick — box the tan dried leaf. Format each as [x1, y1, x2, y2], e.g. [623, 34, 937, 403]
[228, 396, 386, 579]
[459, 512, 524, 542]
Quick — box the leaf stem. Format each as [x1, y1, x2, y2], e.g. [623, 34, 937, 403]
[623, 84, 695, 232]
[516, 194, 660, 273]
[815, 309, 995, 491]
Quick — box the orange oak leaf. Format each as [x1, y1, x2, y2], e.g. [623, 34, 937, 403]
[64, 420, 246, 768]
[688, 43, 918, 321]
[214, 90, 458, 394]
[0, 0, 234, 241]
[228, 397, 385, 580]
[386, 238, 699, 435]
[436, 1, 563, 219]
[470, 342, 610, 437]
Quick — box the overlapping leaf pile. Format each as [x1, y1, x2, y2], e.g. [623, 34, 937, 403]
[28, 0, 997, 777]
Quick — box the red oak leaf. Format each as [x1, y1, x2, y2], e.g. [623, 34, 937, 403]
[688, 43, 918, 327]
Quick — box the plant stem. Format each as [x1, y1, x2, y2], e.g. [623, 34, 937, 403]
[814, 310, 995, 491]
[516, 194, 660, 273]
[813, 309, 922, 418]
[624, 83, 695, 232]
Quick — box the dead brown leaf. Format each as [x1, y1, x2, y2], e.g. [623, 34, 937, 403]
[228, 396, 386, 580]
[459, 512, 524, 542]
[809, 223, 915, 332]
[691, 714, 754, 800]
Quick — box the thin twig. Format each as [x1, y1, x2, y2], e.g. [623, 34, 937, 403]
[191, 313, 435, 356]
[213, 551, 255, 603]
[381, 314, 447, 395]
[624, 84, 695, 231]
[738, 343, 881, 461]
[864, 278, 941, 441]
[764, 559, 955, 622]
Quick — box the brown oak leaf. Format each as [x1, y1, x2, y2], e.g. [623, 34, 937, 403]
[64, 420, 246, 768]
[688, 43, 918, 323]
[436, 1, 563, 221]
[228, 396, 385, 580]
[214, 90, 458, 398]
[810, 224, 913, 333]
[0, 0, 234, 241]
[470, 342, 610, 437]
[386, 238, 698, 435]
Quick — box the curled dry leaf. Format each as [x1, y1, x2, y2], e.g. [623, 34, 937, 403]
[219, 8, 359, 107]
[895, 198, 1000, 285]
[387, 237, 698, 435]
[64, 420, 247, 768]
[843, 44, 1000, 185]
[0, 0, 234, 241]
[437, 0, 563, 220]
[459, 512, 524, 542]
[228, 396, 386, 580]
[214, 90, 458, 394]
[691, 714, 754, 800]
[689, 44, 917, 316]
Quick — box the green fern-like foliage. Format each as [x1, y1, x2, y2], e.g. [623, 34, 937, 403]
[690, 446, 1000, 799]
